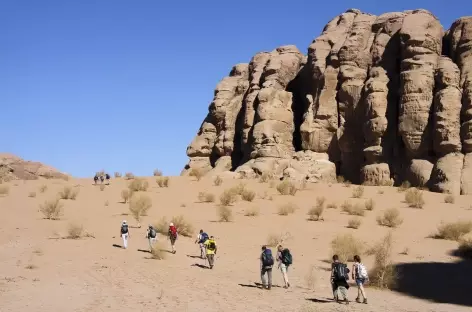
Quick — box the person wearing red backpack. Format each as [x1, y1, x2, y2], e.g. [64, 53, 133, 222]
[168, 222, 178, 254]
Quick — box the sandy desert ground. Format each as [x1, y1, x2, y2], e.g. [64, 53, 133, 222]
[1, 175, 471, 312]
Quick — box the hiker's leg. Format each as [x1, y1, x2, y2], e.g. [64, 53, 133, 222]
[209, 254, 215, 267]
[339, 286, 348, 300]
[268, 268, 272, 288]
[261, 269, 267, 287]
[122, 234, 128, 249]
[280, 264, 289, 287]
[359, 283, 367, 299]
[332, 282, 338, 301]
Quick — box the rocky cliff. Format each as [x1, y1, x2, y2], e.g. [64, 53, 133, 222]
[183, 8, 472, 195]
[0, 153, 69, 181]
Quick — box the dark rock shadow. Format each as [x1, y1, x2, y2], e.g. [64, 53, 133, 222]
[392, 260, 472, 307]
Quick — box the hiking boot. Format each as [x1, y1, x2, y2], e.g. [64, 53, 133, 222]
[267, 285, 271, 290]
[356, 297, 361, 303]
[344, 299, 349, 305]
[363, 299, 368, 304]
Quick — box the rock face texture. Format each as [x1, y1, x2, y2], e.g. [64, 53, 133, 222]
[183, 9, 472, 194]
[0, 153, 69, 181]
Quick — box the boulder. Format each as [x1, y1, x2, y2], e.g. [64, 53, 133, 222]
[429, 153, 464, 195]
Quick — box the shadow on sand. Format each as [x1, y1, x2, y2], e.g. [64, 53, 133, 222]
[187, 254, 204, 259]
[392, 255, 472, 307]
[191, 263, 209, 269]
[112, 244, 123, 249]
[305, 298, 333, 303]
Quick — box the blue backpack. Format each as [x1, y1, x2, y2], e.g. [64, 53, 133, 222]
[199, 232, 209, 243]
[262, 249, 274, 266]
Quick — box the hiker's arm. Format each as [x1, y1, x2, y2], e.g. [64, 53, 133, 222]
[352, 264, 355, 279]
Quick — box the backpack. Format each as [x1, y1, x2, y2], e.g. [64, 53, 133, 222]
[149, 228, 156, 238]
[281, 248, 292, 266]
[262, 249, 274, 267]
[333, 262, 350, 281]
[199, 232, 209, 243]
[207, 240, 216, 251]
[105, 174, 110, 179]
[357, 263, 368, 279]
[121, 224, 128, 234]
[169, 226, 177, 237]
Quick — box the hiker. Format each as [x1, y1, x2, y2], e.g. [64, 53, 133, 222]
[352, 255, 368, 304]
[203, 235, 217, 269]
[120, 220, 130, 249]
[331, 254, 350, 304]
[94, 175, 98, 184]
[146, 225, 157, 251]
[105, 173, 110, 185]
[276, 245, 292, 288]
[168, 222, 178, 254]
[260, 246, 274, 290]
[100, 175, 104, 184]
[195, 229, 209, 259]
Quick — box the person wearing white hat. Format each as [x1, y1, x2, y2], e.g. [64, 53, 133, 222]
[168, 222, 178, 254]
[120, 220, 130, 249]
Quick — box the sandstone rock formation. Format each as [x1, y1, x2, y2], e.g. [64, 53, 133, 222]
[0, 153, 69, 181]
[183, 9, 472, 194]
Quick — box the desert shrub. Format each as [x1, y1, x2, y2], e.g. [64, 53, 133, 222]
[398, 181, 411, 192]
[327, 202, 338, 209]
[244, 206, 259, 217]
[104, 200, 109, 206]
[266, 232, 292, 247]
[219, 189, 237, 206]
[378, 189, 385, 195]
[434, 221, 472, 241]
[259, 171, 273, 183]
[150, 242, 167, 260]
[171, 215, 194, 237]
[154, 217, 168, 234]
[213, 175, 223, 186]
[276, 180, 298, 196]
[67, 223, 84, 239]
[39, 184, 48, 193]
[344, 203, 365, 216]
[100, 185, 105, 191]
[457, 238, 472, 259]
[316, 196, 326, 209]
[121, 189, 130, 203]
[344, 180, 352, 187]
[241, 189, 256, 202]
[28, 191, 37, 198]
[129, 193, 152, 224]
[25, 264, 37, 270]
[128, 178, 149, 192]
[341, 200, 352, 212]
[336, 176, 345, 183]
[156, 177, 169, 187]
[352, 186, 364, 198]
[365, 198, 375, 211]
[405, 188, 425, 208]
[58, 186, 79, 200]
[376, 208, 403, 228]
[189, 168, 203, 181]
[347, 217, 362, 229]
[218, 205, 233, 222]
[330, 233, 364, 263]
[308, 205, 324, 221]
[153, 169, 163, 176]
[125, 172, 135, 180]
[114, 172, 122, 178]
[230, 182, 247, 196]
[198, 192, 215, 203]
[444, 194, 455, 204]
[278, 202, 298, 216]
[40, 198, 63, 220]
[368, 232, 397, 289]
[400, 247, 410, 255]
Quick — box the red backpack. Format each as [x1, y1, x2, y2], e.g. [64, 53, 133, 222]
[169, 226, 177, 237]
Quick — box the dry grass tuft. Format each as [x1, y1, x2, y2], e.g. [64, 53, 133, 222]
[129, 193, 152, 224]
[457, 238, 472, 259]
[352, 186, 364, 198]
[171, 215, 194, 237]
[342, 202, 365, 216]
[121, 189, 130, 203]
[230, 182, 247, 196]
[28, 191, 37, 198]
[67, 223, 84, 239]
[189, 168, 204, 181]
[218, 205, 233, 222]
[40, 198, 63, 220]
[150, 242, 167, 260]
[278, 202, 298, 216]
[376, 208, 403, 228]
[266, 232, 292, 247]
[365, 198, 375, 211]
[330, 233, 364, 263]
[58, 186, 79, 200]
[100, 185, 105, 191]
[259, 171, 273, 183]
[153, 169, 163, 177]
[344, 180, 352, 187]
[125, 172, 135, 180]
[336, 176, 345, 183]
[213, 175, 223, 186]
[39, 184, 48, 193]
[276, 180, 298, 196]
[156, 177, 170, 187]
[219, 189, 237, 206]
[105, 200, 109, 206]
[400, 247, 410, 255]
[433, 221, 472, 241]
[244, 206, 260, 217]
[405, 188, 425, 208]
[308, 197, 325, 221]
[347, 217, 362, 229]
[327, 202, 338, 209]
[128, 178, 149, 192]
[378, 189, 385, 195]
[25, 264, 37, 270]
[241, 189, 256, 202]
[444, 194, 455, 204]
[198, 192, 215, 203]
[398, 181, 411, 192]
[368, 232, 398, 289]
[114, 172, 122, 178]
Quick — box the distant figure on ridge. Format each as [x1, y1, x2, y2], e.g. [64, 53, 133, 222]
[146, 224, 157, 252]
[94, 174, 98, 184]
[260, 246, 274, 290]
[203, 235, 217, 269]
[120, 220, 130, 249]
[168, 222, 178, 254]
[105, 173, 110, 185]
[195, 229, 209, 259]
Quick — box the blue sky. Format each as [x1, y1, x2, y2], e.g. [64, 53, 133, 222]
[0, 1, 466, 177]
